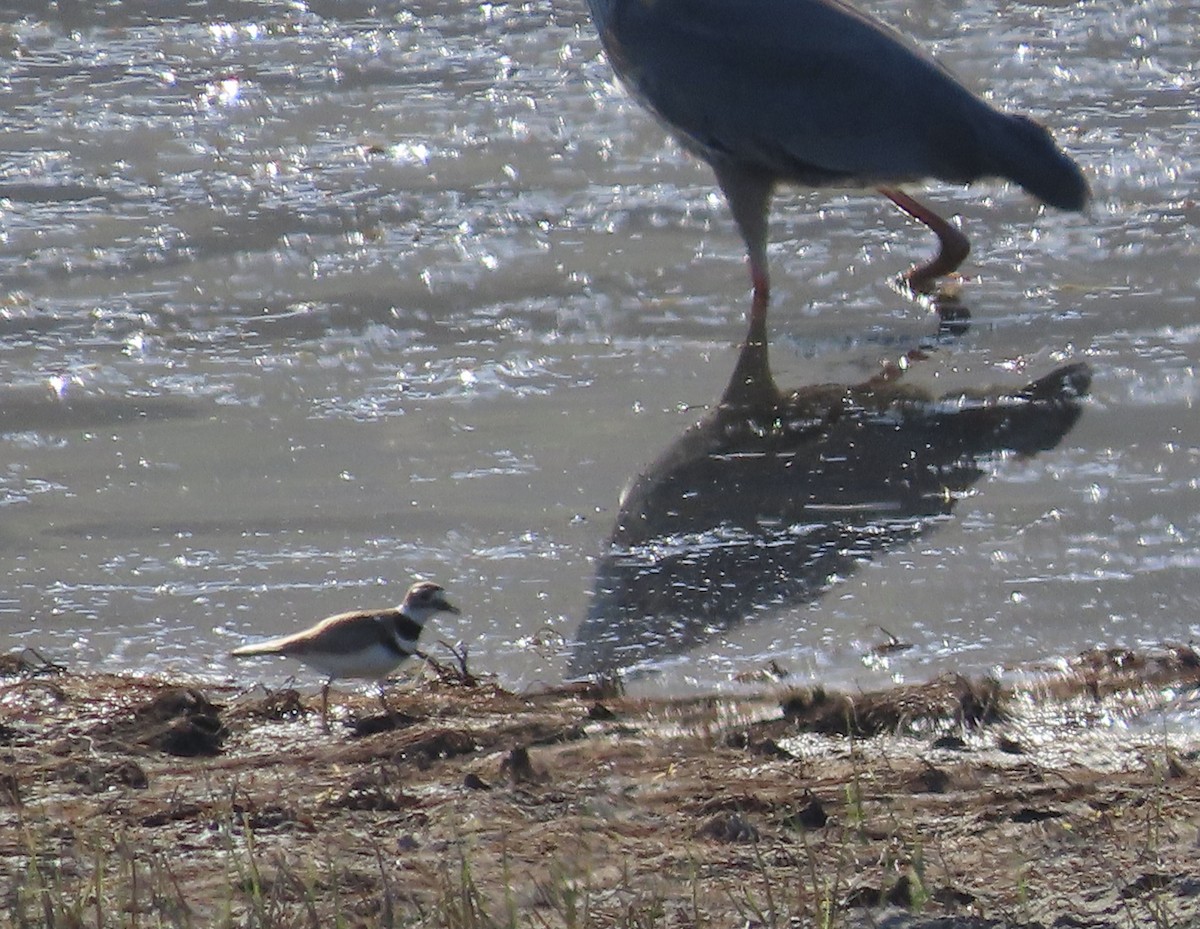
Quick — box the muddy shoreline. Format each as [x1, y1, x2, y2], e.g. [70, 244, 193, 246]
[2, 646, 1199, 928]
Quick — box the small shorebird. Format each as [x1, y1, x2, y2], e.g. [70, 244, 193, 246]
[230, 581, 459, 727]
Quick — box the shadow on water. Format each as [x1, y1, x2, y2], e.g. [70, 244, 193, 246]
[569, 304, 1091, 680]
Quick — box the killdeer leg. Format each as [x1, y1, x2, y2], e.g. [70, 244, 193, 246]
[320, 680, 332, 731]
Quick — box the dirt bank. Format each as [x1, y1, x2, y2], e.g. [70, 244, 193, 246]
[2, 646, 1199, 928]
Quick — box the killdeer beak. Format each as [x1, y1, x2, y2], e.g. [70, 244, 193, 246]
[438, 598, 461, 615]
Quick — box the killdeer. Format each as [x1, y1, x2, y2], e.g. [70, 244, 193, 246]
[230, 580, 459, 727]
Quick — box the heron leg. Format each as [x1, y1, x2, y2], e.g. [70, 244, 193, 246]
[749, 284, 769, 333]
[879, 187, 970, 293]
[713, 163, 774, 310]
[750, 261, 770, 308]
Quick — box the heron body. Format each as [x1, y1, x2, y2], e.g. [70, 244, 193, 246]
[585, 0, 1088, 302]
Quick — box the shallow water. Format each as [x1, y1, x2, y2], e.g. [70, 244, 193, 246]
[1, 0, 1197, 697]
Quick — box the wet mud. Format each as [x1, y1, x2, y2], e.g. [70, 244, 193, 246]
[2, 646, 1199, 927]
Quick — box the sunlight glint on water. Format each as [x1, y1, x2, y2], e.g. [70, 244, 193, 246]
[1, 0, 1198, 695]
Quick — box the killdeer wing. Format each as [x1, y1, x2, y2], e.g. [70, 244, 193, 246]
[231, 608, 414, 660]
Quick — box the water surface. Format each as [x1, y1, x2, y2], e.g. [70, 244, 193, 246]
[1, 0, 1197, 697]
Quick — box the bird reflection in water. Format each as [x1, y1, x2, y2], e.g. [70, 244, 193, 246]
[570, 312, 1090, 680]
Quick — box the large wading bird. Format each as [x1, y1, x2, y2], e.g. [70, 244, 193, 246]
[584, 0, 1088, 310]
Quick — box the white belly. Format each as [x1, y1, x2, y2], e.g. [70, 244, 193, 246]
[298, 645, 410, 681]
